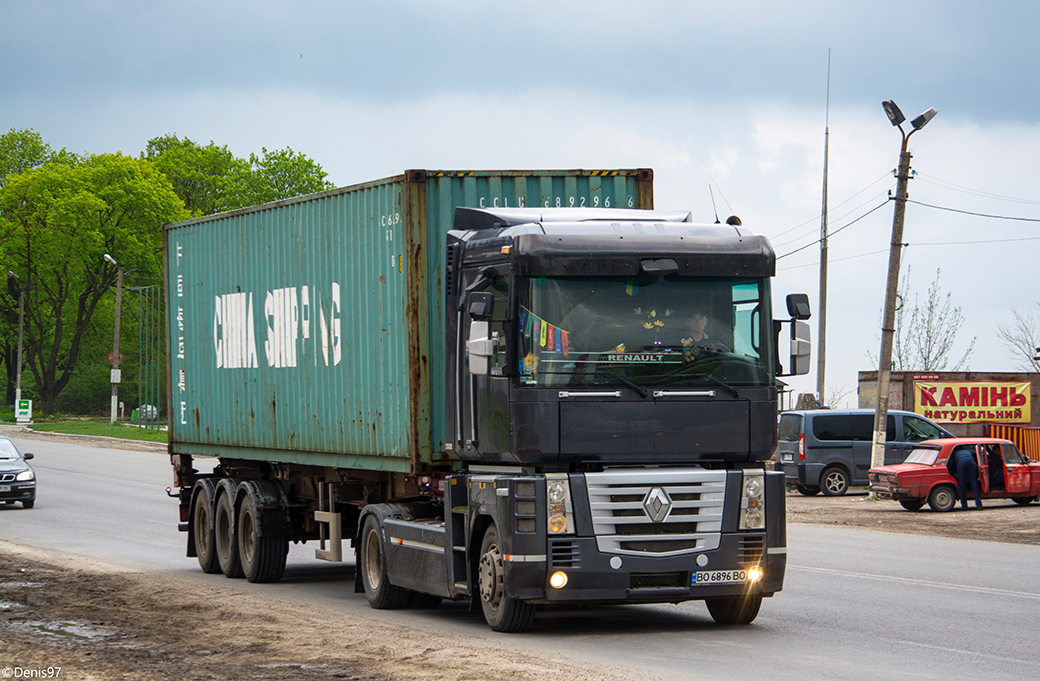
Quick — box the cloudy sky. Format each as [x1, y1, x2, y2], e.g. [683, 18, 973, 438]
[5, 1, 1040, 405]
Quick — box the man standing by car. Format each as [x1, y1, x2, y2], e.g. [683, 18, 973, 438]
[946, 445, 983, 510]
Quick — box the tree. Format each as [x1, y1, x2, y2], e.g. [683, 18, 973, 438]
[869, 267, 975, 372]
[996, 305, 1040, 372]
[143, 135, 334, 216]
[0, 153, 188, 415]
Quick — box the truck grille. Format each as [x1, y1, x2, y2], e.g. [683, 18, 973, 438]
[585, 468, 726, 556]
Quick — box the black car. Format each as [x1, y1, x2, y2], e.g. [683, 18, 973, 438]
[0, 435, 35, 508]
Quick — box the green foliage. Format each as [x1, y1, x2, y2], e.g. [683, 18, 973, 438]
[0, 152, 188, 415]
[0, 127, 78, 188]
[143, 135, 334, 216]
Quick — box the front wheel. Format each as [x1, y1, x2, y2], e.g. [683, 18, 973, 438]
[706, 594, 762, 625]
[21, 499, 34, 509]
[899, 499, 926, 511]
[1012, 496, 1036, 506]
[795, 484, 820, 497]
[359, 515, 408, 609]
[927, 485, 957, 512]
[478, 525, 536, 632]
[820, 467, 850, 496]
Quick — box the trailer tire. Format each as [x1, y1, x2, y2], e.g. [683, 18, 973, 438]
[478, 525, 536, 632]
[193, 485, 220, 574]
[214, 490, 243, 578]
[359, 515, 408, 609]
[238, 492, 288, 583]
[706, 594, 762, 625]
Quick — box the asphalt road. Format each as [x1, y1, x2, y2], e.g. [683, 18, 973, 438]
[3, 435, 1039, 681]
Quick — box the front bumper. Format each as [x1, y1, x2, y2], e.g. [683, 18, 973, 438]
[0, 480, 36, 503]
[507, 532, 785, 605]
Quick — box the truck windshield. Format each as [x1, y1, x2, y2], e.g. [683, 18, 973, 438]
[517, 275, 773, 389]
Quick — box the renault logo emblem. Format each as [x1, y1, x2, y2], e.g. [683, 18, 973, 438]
[642, 487, 673, 523]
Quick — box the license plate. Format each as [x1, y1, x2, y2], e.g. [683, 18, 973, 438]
[0, 484, 10, 492]
[692, 569, 747, 585]
[781, 454, 793, 463]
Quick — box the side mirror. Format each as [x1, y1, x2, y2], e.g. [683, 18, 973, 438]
[468, 291, 495, 321]
[789, 320, 811, 375]
[23, 452, 34, 460]
[467, 320, 492, 376]
[786, 293, 811, 320]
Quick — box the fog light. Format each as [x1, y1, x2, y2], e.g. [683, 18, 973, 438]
[549, 571, 568, 589]
[747, 565, 764, 583]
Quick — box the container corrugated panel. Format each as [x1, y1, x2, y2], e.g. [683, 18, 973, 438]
[165, 169, 653, 473]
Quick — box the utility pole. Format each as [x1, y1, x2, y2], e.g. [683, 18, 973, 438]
[870, 101, 937, 471]
[816, 49, 831, 406]
[104, 254, 123, 424]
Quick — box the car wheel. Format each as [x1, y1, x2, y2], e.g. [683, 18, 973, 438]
[706, 594, 763, 625]
[899, 499, 925, 511]
[1011, 496, 1035, 506]
[820, 467, 850, 496]
[927, 485, 957, 512]
[21, 499, 34, 509]
[795, 484, 820, 496]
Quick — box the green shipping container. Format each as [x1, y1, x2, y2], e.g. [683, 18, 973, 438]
[165, 169, 654, 473]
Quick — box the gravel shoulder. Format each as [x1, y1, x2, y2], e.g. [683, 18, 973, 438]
[1, 425, 1037, 679]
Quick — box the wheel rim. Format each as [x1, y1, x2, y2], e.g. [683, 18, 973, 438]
[824, 472, 846, 494]
[194, 497, 211, 556]
[240, 508, 256, 565]
[364, 527, 382, 590]
[215, 499, 232, 560]
[478, 543, 504, 610]
[935, 489, 953, 509]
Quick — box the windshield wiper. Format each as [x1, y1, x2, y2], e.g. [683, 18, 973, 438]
[533, 370, 650, 398]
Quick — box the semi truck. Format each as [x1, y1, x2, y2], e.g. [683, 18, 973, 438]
[166, 168, 811, 632]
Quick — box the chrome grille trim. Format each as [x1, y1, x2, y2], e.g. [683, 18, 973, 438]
[585, 468, 726, 556]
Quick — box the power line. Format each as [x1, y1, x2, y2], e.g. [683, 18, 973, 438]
[915, 173, 1040, 205]
[770, 171, 892, 240]
[907, 199, 1040, 223]
[776, 200, 890, 259]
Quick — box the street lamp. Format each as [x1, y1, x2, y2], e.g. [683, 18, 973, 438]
[104, 254, 124, 424]
[7, 271, 25, 406]
[870, 101, 937, 471]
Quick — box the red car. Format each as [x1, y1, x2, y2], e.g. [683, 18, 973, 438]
[868, 437, 1040, 512]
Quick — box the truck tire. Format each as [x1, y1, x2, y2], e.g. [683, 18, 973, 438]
[706, 594, 762, 625]
[820, 466, 850, 496]
[927, 485, 957, 513]
[478, 525, 536, 632]
[237, 492, 288, 583]
[359, 515, 408, 609]
[214, 490, 243, 578]
[193, 485, 221, 574]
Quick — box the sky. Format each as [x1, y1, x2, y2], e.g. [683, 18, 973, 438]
[4, 0, 1040, 407]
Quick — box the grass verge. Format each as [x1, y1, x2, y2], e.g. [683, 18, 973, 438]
[9, 418, 168, 444]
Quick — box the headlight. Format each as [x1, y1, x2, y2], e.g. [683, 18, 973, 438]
[740, 470, 766, 530]
[15, 469, 34, 482]
[545, 473, 574, 535]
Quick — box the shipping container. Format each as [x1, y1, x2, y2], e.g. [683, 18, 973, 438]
[165, 169, 654, 473]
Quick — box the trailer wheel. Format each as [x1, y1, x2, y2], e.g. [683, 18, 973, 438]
[706, 594, 762, 625]
[238, 492, 287, 583]
[359, 515, 408, 609]
[478, 525, 536, 632]
[193, 486, 220, 574]
[214, 490, 243, 578]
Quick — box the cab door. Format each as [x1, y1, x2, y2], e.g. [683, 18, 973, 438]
[1001, 443, 1032, 495]
[976, 445, 990, 494]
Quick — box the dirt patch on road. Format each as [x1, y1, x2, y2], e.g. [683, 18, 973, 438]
[0, 544, 622, 681]
[786, 489, 1040, 545]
